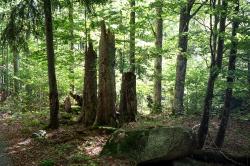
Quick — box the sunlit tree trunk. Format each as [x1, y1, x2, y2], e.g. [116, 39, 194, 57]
[129, 0, 136, 73]
[0, 26, 2, 90]
[198, 0, 228, 149]
[94, 21, 116, 126]
[153, 0, 163, 113]
[68, 0, 75, 92]
[44, 0, 59, 129]
[209, 0, 220, 65]
[6, 47, 9, 94]
[12, 47, 19, 94]
[215, 0, 239, 148]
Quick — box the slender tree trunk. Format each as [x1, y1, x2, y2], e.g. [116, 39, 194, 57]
[215, 0, 239, 147]
[44, 0, 59, 129]
[0, 26, 3, 90]
[129, 0, 136, 73]
[12, 47, 19, 94]
[68, 0, 75, 92]
[94, 21, 116, 126]
[198, 0, 228, 149]
[209, 0, 220, 65]
[153, 0, 163, 113]
[79, 42, 97, 127]
[172, 1, 191, 114]
[6, 47, 9, 94]
[248, 50, 250, 106]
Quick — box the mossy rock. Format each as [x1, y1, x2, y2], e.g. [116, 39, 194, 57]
[101, 127, 196, 163]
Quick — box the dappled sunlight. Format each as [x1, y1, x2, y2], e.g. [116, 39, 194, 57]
[79, 135, 109, 156]
[7, 138, 32, 154]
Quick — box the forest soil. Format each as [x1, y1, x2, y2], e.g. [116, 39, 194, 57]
[0, 111, 249, 166]
[0, 113, 12, 166]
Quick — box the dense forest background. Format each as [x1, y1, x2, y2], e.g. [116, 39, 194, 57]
[0, 0, 250, 165]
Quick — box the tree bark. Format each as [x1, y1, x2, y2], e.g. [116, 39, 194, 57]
[153, 0, 163, 113]
[1, 46, 4, 91]
[80, 42, 97, 127]
[128, 0, 138, 118]
[198, 0, 228, 149]
[129, 0, 136, 73]
[94, 21, 116, 126]
[215, 0, 239, 148]
[248, 48, 250, 109]
[44, 0, 59, 129]
[12, 47, 19, 95]
[172, 1, 191, 114]
[68, 0, 75, 92]
[119, 72, 137, 124]
[6, 47, 9, 94]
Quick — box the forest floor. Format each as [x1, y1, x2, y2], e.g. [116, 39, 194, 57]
[0, 110, 249, 166]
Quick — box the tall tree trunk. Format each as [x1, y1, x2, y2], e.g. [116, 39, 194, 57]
[122, 0, 137, 120]
[172, 1, 191, 114]
[198, 0, 228, 149]
[12, 47, 19, 94]
[215, 0, 239, 148]
[129, 0, 136, 73]
[209, 0, 220, 65]
[248, 49, 250, 106]
[44, 0, 59, 129]
[68, 0, 75, 92]
[119, 72, 137, 124]
[79, 42, 97, 127]
[1, 46, 4, 91]
[94, 21, 116, 126]
[153, 0, 163, 113]
[6, 47, 9, 94]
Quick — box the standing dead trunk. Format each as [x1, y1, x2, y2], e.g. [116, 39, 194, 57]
[215, 0, 239, 148]
[44, 0, 59, 129]
[119, 72, 137, 124]
[94, 21, 116, 126]
[198, 0, 228, 149]
[79, 42, 97, 127]
[64, 96, 72, 113]
[153, 0, 163, 113]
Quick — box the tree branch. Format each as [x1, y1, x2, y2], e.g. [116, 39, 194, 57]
[190, 0, 208, 19]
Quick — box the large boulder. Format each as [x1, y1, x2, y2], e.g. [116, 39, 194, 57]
[101, 127, 197, 163]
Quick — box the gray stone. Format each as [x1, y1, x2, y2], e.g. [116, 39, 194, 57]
[101, 127, 196, 163]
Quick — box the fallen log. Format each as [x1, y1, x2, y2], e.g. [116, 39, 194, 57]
[137, 150, 250, 166]
[190, 150, 250, 166]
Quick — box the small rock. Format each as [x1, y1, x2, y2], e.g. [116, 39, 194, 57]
[32, 130, 46, 138]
